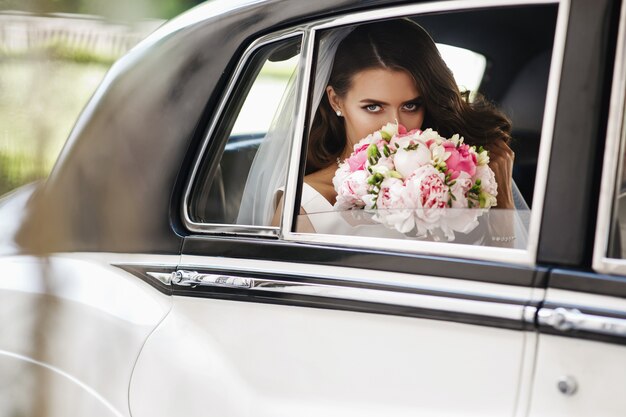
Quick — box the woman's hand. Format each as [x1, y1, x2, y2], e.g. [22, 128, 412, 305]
[486, 139, 516, 247]
[487, 139, 515, 209]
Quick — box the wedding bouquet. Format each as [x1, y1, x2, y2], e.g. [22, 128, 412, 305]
[333, 122, 498, 241]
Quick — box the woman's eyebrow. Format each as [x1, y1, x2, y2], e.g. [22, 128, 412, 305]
[359, 96, 422, 105]
[359, 98, 389, 105]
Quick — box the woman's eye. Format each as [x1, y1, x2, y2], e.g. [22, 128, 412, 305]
[364, 104, 382, 113]
[403, 102, 421, 112]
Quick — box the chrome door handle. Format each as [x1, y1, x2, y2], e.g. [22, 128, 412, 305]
[171, 270, 253, 289]
[538, 307, 626, 337]
[538, 307, 583, 331]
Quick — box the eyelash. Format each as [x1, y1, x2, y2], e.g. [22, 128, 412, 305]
[362, 101, 423, 113]
[364, 104, 382, 112]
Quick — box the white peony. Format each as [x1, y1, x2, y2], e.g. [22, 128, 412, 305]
[393, 143, 430, 178]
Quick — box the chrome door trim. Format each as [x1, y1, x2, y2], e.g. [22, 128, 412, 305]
[180, 255, 539, 300]
[169, 268, 534, 330]
[279, 0, 569, 267]
[181, 28, 306, 236]
[160, 256, 541, 330]
[593, 0, 626, 274]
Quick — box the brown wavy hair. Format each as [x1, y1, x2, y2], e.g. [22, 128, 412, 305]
[307, 19, 512, 174]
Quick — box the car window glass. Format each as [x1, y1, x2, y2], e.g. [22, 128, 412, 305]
[607, 114, 626, 258]
[188, 35, 301, 226]
[436, 43, 486, 99]
[296, 5, 558, 250]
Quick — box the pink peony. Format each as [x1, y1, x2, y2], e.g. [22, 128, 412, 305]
[448, 172, 473, 209]
[444, 142, 477, 179]
[376, 178, 406, 209]
[404, 165, 449, 224]
[396, 123, 421, 138]
[373, 178, 416, 233]
[334, 170, 370, 210]
[393, 142, 430, 178]
[347, 143, 369, 172]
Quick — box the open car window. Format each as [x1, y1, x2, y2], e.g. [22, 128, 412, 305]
[186, 34, 302, 231]
[291, 4, 560, 256]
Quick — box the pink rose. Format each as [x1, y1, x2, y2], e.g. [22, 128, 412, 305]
[444, 142, 477, 180]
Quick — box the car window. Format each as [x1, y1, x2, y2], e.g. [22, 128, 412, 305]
[436, 43, 486, 99]
[187, 34, 301, 228]
[293, 5, 559, 252]
[606, 103, 626, 259]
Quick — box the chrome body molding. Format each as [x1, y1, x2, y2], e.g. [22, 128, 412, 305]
[170, 270, 529, 328]
[115, 256, 541, 329]
[146, 271, 173, 286]
[118, 256, 544, 330]
[538, 307, 626, 338]
[593, 0, 626, 274]
[171, 270, 253, 289]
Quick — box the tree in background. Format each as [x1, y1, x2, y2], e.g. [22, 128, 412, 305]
[0, 0, 203, 20]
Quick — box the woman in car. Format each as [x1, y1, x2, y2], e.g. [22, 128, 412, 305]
[273, 19, 520, 243]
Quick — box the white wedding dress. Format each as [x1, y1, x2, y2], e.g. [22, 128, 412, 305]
[297, 183, 405, 237]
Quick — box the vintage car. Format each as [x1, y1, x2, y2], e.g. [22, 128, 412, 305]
[1, 0, 626, 415]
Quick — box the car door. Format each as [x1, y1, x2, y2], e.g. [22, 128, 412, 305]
[128, 1, 566, 416]
[528, 0, 626, 415]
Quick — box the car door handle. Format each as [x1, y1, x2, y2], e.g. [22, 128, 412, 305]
[538, 307, 626, 337]
[171, 270, 253, 289]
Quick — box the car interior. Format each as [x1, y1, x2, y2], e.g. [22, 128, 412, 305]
[190, 3, 559, 225]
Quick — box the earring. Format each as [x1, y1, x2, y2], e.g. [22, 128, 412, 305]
[336, 110, 343, 117]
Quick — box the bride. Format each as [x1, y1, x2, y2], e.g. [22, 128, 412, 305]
[272, 19, 519, 240]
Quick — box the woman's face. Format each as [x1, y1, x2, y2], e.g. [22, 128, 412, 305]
[328, 68, 425, 149]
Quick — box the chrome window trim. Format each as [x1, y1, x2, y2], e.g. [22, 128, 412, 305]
[181, 0, 570, 268]
[593, 0, 626, 275]
[280, 0, 569, 267]
[181, 28, 306, 236]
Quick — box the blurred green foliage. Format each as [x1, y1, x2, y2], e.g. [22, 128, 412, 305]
[0, 59, 108, 195]
[0, 0, 203, 19]
[0, 152, 46, 196]
[0, 0, 190, 195]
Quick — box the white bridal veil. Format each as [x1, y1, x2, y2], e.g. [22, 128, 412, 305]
[236, 28, 354, 226]
[236, 25, 529, 226]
